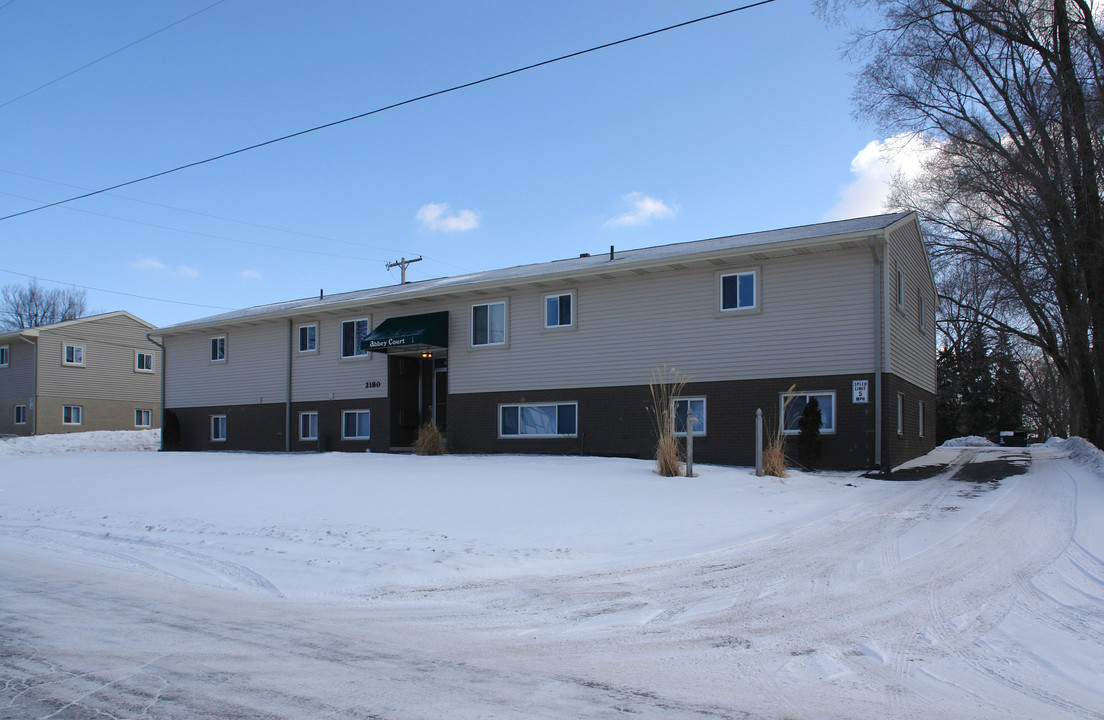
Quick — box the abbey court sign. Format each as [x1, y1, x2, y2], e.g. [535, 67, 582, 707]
[368, 335, 417, 350]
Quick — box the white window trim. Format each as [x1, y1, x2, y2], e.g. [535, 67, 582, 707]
[716, 267, 761, 315]
[298, 323, 319, 354]
[62, 405, 82, 425]
[0, 344, 9, 368]
[14, 405, 27, 425]
[210, 336, 227, 363]
[135, 409, 152, 427]
[300, 411, 319, 441]
[471, 300, 508, 348]
[342, 409, 371, 440]
[543, 292, 575, 329]
[340, 318, 372, 359]
[673, 397, 707, 437]
[135, 351, 154, 373]
[211, 415, 227, 442]
[498, 402, 578, 439]
[62, 343, 85, 367]
[780, 391, 837, 435]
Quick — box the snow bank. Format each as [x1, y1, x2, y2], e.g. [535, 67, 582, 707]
[940, 435, 996, 448]
[0, 429, 160, 456]
[1047, 436, 1104, 476]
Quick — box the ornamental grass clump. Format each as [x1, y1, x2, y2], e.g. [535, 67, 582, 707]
[413, 422, 445, 455]
[763, 385, 799, 479]
[648, 366, 690, 477]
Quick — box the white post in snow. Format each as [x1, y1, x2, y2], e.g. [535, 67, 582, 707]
[686, 409, 694, 478]
[755, 408, 764, 477]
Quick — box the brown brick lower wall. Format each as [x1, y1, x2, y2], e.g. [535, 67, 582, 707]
[448, 374, 881, 470]
[882, 373, 938, 469]
[168, 399, 391, 452]
[167, 373, 937, 471]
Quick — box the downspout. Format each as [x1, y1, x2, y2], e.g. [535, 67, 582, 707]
[18, 335, 37, 435]
[286, 319, 292, 452]
[147, 333, 166, 451]
[868, 236, 884, 471]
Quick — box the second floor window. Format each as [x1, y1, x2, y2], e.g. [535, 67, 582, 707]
[472, 302, 505, 346]
[63, 344, 84, 366]
[136, 352, 154, 372]
[341, 319, 369, 357]
[210, 336, 226, 362]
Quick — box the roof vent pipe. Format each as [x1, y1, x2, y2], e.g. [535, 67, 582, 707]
[609, 245, 614, 261]
[320, 289, 324, 300]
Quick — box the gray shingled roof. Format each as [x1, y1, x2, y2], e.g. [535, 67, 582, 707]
[159, 212, 912, 332]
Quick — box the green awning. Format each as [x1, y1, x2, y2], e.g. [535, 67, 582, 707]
[360, 311, 449, 353]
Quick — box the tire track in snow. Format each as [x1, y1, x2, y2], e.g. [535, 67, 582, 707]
[0, 523, 283, 597]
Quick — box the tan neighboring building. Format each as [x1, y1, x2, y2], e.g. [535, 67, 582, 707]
[0, 311, 162, 436]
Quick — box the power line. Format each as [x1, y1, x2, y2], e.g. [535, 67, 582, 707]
[0, 168, 471, 270]
[0, 0, 775, 224]
[0, 188, 388, 263]
[0, 267, 234, 310]
[0, 0, 230, 111]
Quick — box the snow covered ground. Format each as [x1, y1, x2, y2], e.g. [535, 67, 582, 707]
[1, 433, 1103, 719]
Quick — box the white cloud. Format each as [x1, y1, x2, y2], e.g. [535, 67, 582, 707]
[825, 134, 937, 221]
[240, 269, 262, 281]
[132, 256, 199, 278]
[604, 192, 679, 228]
[131, 256, 166, 271]
[416, 202, 480, 232]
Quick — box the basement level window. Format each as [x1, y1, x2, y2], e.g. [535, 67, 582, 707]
[342, 410, 371, 439]
[211, 415, 227, 442]
[500, 403, 577, 438]
[62, 405, 82, 425]
[674, 397, 706, 436]
[781, 392, 836, 435]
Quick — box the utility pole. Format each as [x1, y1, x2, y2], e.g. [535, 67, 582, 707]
[386, 256, 422, 284]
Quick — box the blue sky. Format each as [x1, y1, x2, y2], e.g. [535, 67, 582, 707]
[0, 0, 901, 327]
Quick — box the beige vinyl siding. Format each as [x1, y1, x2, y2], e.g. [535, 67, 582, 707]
[36, 315, 161, 404]
[34, 396, 155, 435]
[0, 339, 35, 398]
[290, 314, 387, 402]
[449, 246, 877, 394]
[886, 221, 937, 392]
[165, 323, 290, 408]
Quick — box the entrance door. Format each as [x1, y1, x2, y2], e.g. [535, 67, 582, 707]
[388, 353, 447, 449]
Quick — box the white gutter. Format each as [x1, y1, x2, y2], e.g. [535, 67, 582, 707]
[868, 236, 884, 470]
[17, 334, 37, 435]
[147, 333, 166, 451]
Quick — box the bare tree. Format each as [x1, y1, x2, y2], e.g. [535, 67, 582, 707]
[0, 280, 87, 330]
[825, 0, 1104, 446]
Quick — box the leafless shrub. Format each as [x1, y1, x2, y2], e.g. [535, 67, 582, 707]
[413, 422, 445, 455]
[648, 366, 690, 477]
